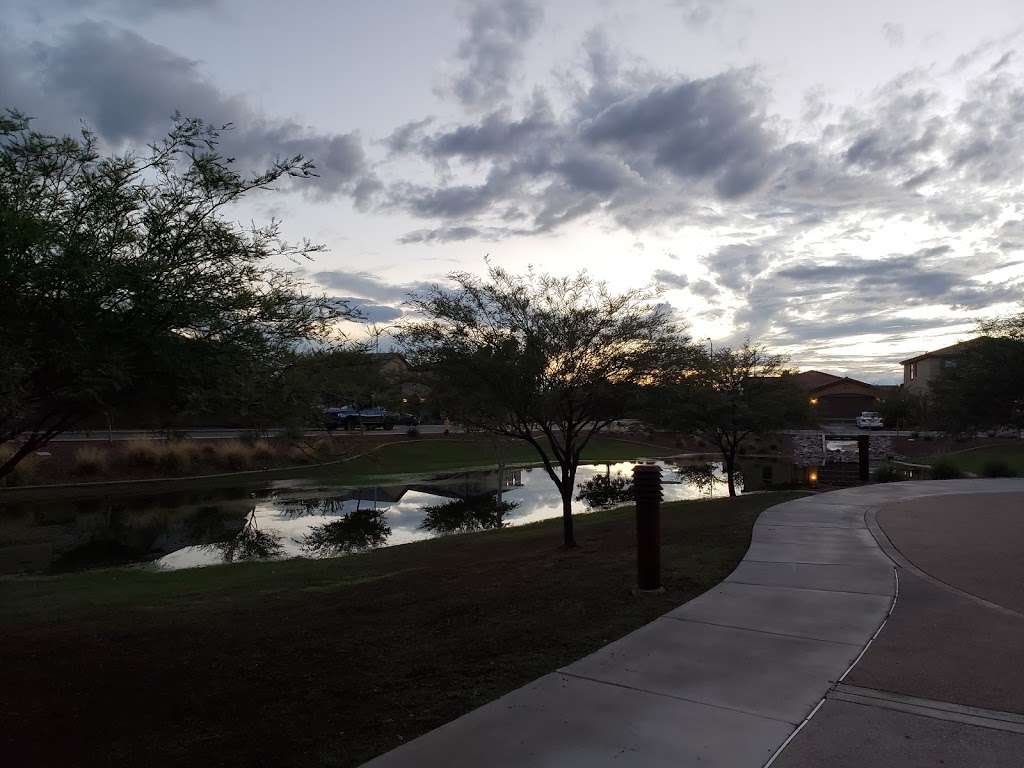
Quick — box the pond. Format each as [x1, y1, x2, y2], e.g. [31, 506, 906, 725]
[0, 457, 796, 575]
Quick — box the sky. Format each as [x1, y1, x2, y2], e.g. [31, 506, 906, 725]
[4, 0, 1024, 382]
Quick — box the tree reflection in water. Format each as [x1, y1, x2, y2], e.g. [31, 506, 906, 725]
[419, 494, 519, 535]
[674, 463, 741, 497]
[208, 509, 284, 563]
[575, 473, 633, 509]
[302, 509, 392, 556]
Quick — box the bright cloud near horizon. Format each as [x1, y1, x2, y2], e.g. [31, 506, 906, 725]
[4, 0, 1024, 383]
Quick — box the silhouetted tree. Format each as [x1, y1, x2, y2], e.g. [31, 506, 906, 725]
[400, 266, 691, 547]
[929, 331, 1024, 434]
[0, 111, 351, 477]
[657, 343, 809, 496]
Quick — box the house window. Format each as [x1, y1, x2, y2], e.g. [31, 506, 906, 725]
[910, 362, 918, 380]
[943, 358, 958, 369]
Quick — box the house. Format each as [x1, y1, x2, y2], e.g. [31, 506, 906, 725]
[900, 338, 986, 396]
[788, 370, 880, 420]
[366, 352, 431, 403]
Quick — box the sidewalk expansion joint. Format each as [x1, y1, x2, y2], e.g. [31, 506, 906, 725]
[555, 670, 796, 726]
[757, 522, 867, 530]
[662, 615, 863, 647]
[744, 559, 887, 567]
[725, 579, 892, 598]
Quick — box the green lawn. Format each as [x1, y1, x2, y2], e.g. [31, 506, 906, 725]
[331, 434, 674, 482]
[0, 434, 673, 502]
[920, 444, 1024, 476]
[1, 491, 804, 767]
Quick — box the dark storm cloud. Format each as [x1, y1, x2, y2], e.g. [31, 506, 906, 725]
[392, 26, 1024, 243]
[652, 270, 689, 290]
[398, 225, 505, 243]
[447, 0, 543, 108]
[389, 94, 555, 162]
[771, 314, 959, 344]
[689, 279, 721, 300]
[333, 297, 404, 324]
[728, 243, 1023, 350]
[579, 72, 778, 197]
[702, 241, 775, 292]
[42, 0, 220, 18]
[773, 248, 1019, 311]
[311, 270, 435, 305]
[839, 85, 945, 174]
[0, 21, 375, 201]
[825, 56, 1024, 201]
[388, 63, 793, 238]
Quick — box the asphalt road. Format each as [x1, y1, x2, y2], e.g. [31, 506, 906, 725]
[777, 488, 1024, 768]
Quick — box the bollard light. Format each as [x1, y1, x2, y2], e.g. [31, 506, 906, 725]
[633, 463, 663, 592]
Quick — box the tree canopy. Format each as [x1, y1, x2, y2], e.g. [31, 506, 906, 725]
[930, 315, 1024, 433]
[656, 343, 810, 496]
[400, 266, 691, 546]
[0, 110, 349, 477]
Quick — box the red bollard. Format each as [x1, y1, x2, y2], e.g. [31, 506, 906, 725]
[633, 463, 663, 592]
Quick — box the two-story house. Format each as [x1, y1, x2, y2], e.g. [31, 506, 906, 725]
[901, 338, 986, 396]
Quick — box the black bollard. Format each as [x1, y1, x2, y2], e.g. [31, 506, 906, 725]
[857, 435, 870, 482]
[633, 463, 663, 592]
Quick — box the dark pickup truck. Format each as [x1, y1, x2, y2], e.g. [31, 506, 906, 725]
[323, 406, 417, 431]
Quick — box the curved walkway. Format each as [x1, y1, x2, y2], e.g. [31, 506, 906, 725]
[363, 480, 1024, 768]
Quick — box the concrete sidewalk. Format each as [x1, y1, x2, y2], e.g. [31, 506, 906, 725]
[362, 479, 1024, 767]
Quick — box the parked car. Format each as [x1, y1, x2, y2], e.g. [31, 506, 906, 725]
[394, 412, 420, 426]
[855, 411, 884, 430]
[323, 406, 400, 431]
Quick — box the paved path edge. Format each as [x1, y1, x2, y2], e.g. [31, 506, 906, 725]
[362, 479, 1024, 768]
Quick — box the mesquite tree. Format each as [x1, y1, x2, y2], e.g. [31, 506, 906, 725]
[401, 266, 690, 547]
[0, 111, 348, 478]
[658, 343, 809, 496]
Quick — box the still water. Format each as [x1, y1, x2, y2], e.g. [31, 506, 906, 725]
[0, 459, 792, 575]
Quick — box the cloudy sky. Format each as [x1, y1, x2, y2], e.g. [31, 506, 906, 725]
[5, 0, 1024, 381]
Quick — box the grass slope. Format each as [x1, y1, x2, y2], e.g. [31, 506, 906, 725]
[0, 491, 804, 768]
[330, 435, 675, 482]
[920, 444, 1024, 476]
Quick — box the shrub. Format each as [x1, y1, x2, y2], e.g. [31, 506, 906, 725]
[922, 433, 934, 442]
[281, 423, 307, 442]
[238, 430, 261, 446]
[72, 446, 108, 476]
[286, 445, 314, 464]
[211, 440, 255, 470]
[157, 441, 197, 473]
[981, 459, 1017, 478]
[0, 448, 41, 486]
[406, 426, 420, 438]
[930, 458, 963, 479]
[250, 440, 277, 463]
[874, 463, 900, 483]
[122, 440, 163, 467]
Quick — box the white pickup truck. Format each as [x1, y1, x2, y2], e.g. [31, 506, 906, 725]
[855, 411, 884, 430]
